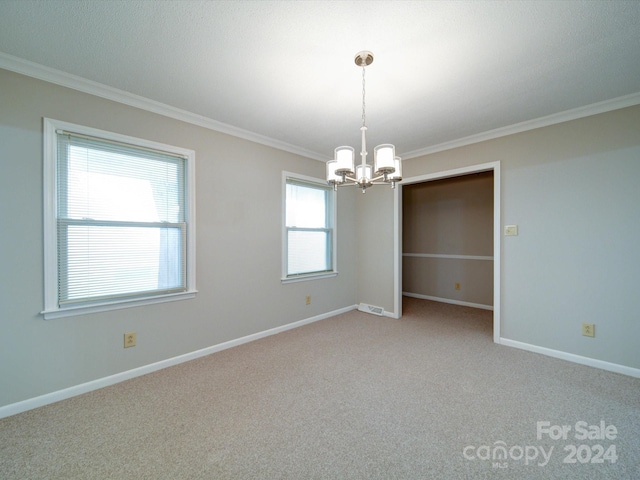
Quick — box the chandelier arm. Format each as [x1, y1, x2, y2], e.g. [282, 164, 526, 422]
[369, 174, 389, 183]
[341, 175, 358, 183]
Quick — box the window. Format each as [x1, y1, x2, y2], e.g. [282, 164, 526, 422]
[43, 119, 196, 319]
[283, 173, 336, 282]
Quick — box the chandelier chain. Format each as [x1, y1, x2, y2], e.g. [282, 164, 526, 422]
[361, 65, 366, 128]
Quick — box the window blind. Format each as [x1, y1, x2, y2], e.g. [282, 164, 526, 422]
[285, 179, 333, 276]
[56, 131, 187, 306]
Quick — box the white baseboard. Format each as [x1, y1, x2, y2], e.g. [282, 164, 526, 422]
[499, 338, 640, 378]
[404, 292, 638, 377]
[403, 292, 493, 311]
[0, 305, 357, 419]
[7, 304, 635, 419]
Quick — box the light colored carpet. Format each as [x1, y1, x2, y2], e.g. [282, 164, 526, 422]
[1, 297, 638, 479]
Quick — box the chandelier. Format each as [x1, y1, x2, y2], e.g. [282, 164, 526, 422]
[326, 51, 402, 193]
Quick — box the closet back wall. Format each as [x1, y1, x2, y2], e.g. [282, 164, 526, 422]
[402, 172, 494, 309]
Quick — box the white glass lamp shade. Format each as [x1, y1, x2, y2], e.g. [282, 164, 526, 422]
[326, 160, 340, 184]
[356, 164, 372, 184]
[389, 156, 402, 181]
[334, 146, 355, 174]
[374, 144, 395, 174]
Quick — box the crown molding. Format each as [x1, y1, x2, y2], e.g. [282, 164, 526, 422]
[2, 52, 638, 163]
[401, 91, 640, 159]
[0, 52, 327, 161]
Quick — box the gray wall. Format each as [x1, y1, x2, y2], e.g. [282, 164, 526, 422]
[403, 172, 494, 306]
[391, 105, 639, 369]
[2, 66, 639, 410]
[356, 186, 396, 313]
[0, 68, 358, 408]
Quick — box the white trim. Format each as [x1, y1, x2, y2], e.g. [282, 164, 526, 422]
[42, 292, 197, 320]
[403, 253, 493, 261]
[42, 119, 58, 313]
[393, 185, 402, 319]
[402, 92, 640, 159]
[493, 164, 501, 343]
[281, 272, 338, 284]
[42, 118, 197, 319]
[499, 338, 640, 379]
[0, 52, 326, 161]
[403, 292, 493, 311]
[0, 304, 357, 419]
[395, 161, 501, 341]
[3, 53, 639, 163]
[5, 300, 637, 419]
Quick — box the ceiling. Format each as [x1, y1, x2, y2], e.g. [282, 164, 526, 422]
[1, 1, 639, 161]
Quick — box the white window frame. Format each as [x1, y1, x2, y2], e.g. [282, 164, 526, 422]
[281, 171, 337, 283]
[42, 118, 197, 319]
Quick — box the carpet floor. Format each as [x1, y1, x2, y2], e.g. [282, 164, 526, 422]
[1, 297, 638, 479]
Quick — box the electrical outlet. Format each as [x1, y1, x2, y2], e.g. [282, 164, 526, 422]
[305, 295, 311, 305]
[455, 282, 461, 291]
[582, 323, 595, 337]
[124, 332, 137, 348]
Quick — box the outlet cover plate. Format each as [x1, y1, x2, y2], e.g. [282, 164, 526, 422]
[582, 323, 595, 337]
[124, 332, 137, 348]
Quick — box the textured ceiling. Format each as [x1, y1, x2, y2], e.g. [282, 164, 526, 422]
[1, 1, 639, 160]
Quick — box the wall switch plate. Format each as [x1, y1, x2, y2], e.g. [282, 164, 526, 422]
[504, 225, 518, 236]
[124, 332, 137, 348]
[582, 323, 595, 337]
[305, 295, 311, 305]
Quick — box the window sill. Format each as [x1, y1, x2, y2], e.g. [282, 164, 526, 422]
[41, 290, 198, 320]
[281, 272, 338, 284]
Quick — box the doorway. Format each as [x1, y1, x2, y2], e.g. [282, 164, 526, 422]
[393, 161, 501, 343]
